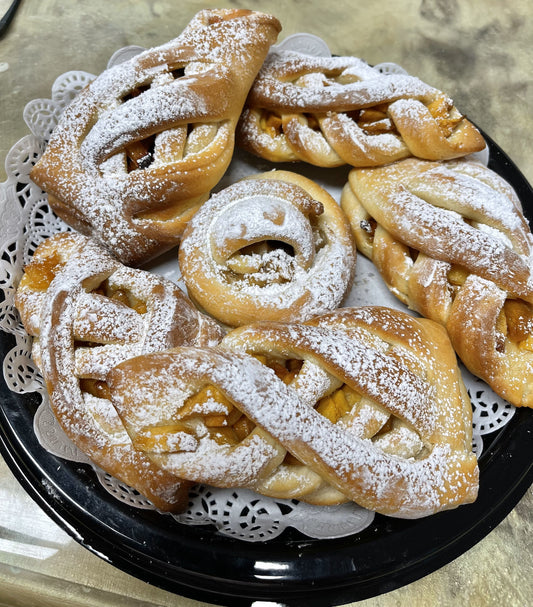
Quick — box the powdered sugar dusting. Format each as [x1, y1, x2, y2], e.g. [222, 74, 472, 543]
[238, 48, 484, 168]
[353, 159, 533, 301]
[179, 173, 356, 325]
[30, 9, 281, 265]
[225, 321, 436, 439]
[109, 345, 477, 518]
[412, 164, 532, 254]
[17, 232, 226, 508]
[210, 192, 316, 267]
[249, 50, 440, 112]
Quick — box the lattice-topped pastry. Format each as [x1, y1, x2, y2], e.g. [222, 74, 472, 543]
[178, 170, 357, 326]
[15, 232, 224, 511]
[107, 307, 479, 518]
[29, 9, 281, 265]
[341, 157, 533, 407]
[237, 50, 485, 167]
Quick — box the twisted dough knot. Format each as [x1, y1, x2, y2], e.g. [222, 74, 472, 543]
[341, 157, 533, 407]
[107, 307, 479, 518]
[179, 170, 357, 326]
[237, 50, 485, 168]
[15, 232, 223, 511]
[30, 9, 281, 265]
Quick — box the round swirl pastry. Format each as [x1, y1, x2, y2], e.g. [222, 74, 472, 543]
[29, 9, 281, 266]
[15, 232, 223, 511]
[107, 307, 479, 518]
[237, 50, 485, 168]
[178, 170, 357, 326]
[341, 157, 533, 407]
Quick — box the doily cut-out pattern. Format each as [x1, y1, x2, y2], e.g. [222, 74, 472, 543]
[274, 32, 332, 57]
[172, 485, 375, 542]
[96, 470, 157, 511]
[0, 37, 516, 542]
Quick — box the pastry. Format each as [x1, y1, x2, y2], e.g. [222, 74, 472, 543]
[237, 50, 485, 167]
[107, 306, 479, 518]
[15, 232, 224, 511]
[178, 170, 357, 326]
[30, 9, 281, 266]
[341, 157, 533, 407]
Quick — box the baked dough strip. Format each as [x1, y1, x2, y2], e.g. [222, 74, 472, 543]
[15, 232, 223, 510]
[30, 9, 282, 265]
[237, 50, 485, 167]
[107, 307, 478, 518]
[341, 157, 533, 407]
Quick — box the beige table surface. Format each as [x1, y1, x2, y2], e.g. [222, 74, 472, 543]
[0, 1, 532, 606]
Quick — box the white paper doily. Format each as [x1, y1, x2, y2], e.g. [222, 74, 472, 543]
[0, 35, 515, 542]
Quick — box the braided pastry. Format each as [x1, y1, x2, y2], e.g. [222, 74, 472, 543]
[341, 157, 533, 407]
[237, 50, 485, 168]
[30, 9, 281, 266]
[107, 307, 479, 518]
[15, 232, 223, 511]
[178, 170, 356, 326]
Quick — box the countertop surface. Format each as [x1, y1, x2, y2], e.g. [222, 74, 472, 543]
[0, 1, 532, 606]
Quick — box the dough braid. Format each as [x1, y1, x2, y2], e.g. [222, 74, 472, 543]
[107, 306, 478, 518]
[30, 9, 281, 265]
[237, 50, 485, 167]
[15, 232, 223, 510]
[341, 157, 533, 407]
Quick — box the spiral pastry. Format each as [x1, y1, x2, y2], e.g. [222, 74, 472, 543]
[15, 232, 223, 511]
[237, 50, 485, 168]
[341, 157, 533, 407]
[178, 170, 357, 326]
[107, 306, 478, 518]
[29, 9, 281, 265]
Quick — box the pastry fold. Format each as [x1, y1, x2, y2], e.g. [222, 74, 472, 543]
[341, 157, 533, 407]
[15, 232, 223, 510]
[179, 170, 356, 326]
[237, 50, 485, 167]
[30, 9, 281, 265]
[107, 307, 479, 518]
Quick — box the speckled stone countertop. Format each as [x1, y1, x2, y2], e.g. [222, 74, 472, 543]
[0, 1, 532, 606]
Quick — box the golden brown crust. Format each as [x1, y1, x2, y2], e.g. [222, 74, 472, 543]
[237, 51, 485, 168]
[15, 232, 224, 511]
[178, 170, 356, 326]
[107, 307, 478, 518]
[30, 10, 281, 266]
[341, 157, 533, 407]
